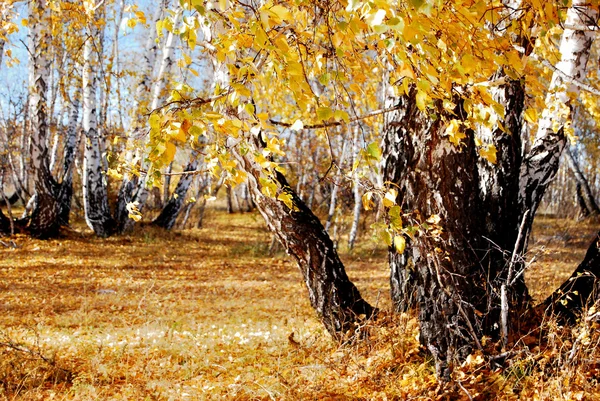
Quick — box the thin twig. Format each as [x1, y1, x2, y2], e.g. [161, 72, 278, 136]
[508, 209, 529, 286]
[514, 46, 600, 97]
[269, 104, 404, 130]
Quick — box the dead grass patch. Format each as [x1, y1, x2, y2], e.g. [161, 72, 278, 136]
[0, 211, 598, 399]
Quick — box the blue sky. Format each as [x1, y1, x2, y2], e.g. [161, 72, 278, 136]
[0, 0, 208, 127]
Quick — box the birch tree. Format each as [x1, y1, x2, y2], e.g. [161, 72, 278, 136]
[81, 1, 115, 237]
[26, 0, 61, 238]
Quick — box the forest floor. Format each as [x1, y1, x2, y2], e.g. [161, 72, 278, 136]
[0, 208, 599, 400]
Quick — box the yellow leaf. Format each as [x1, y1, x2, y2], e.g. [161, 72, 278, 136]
[479, 144, 497, 164]
[107, 168, 123, 180]
[277, 192, 294, 209]
[394, 236, 406, 254]
[270, 5, 291, 22]
[181, 119, 192, 134]
[317, 107, 333, 121]
[334, 110, 350, 123]
[383, 188, 397, 207]
[445, 119, 466, 146]
[164, 142, 177, 163]
[415, 90, 428, 111]
[126, 202, 142, 222]
[427, 214, 441, 225]
[362, 192, 374, 211]
[523, 108, 538, 124]
[332, 32, 344, 48]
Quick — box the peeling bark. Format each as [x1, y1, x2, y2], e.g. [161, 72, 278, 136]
[27, 0, 61, 239]
[82, 8, 115, 238]
[518, 0, 597, 247]
[233, 138, 375, 340]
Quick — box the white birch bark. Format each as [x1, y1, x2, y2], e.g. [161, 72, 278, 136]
[27, 0, 60, 237]
[82, 3, 115, 237]
[131, 7, 183, 214]
[114, 0, 170, 232]
[518, 0, 598, 245]
[150, 7, 182, 111]
[112, 0, 125, 129]
[348, 127, 361, 249]
[135, 0, 169, 104]
[54, 92, 81, 225]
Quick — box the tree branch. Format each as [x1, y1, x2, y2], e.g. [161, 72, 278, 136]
[269, 104, 404, 130]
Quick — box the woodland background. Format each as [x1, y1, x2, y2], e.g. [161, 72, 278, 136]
[2, 0, 600, 399]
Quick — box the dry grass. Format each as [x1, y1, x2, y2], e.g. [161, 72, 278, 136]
[0, 209, 599, 400]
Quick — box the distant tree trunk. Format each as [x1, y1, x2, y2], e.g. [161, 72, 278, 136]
[0, 172, 12, 235]
[197, 172, 225, 228]
[180, 174, 209, 228]
[544, 231, 600, 321]
[348, 128, 361, 250]
[132, 6, 183, 214]
[226, 184, 235, 213]
[114, 0, 168, 233]
[565, 147, 600, 218]
[57, 94, 80, 225]
[233, 136, 375, 341]
[112, 0, 125, 130]
[163, 162, 173, 207]
[81, 6, 115, 237]
[325, 137, 348, 233]
[27, 0, 61, 239]
[153, 155, 198, 230]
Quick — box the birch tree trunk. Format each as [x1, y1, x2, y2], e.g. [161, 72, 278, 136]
[348, 128, 362, 249]
[149, 7, 182, 112]
[325, 137, 348, 233]
[124, 6, 183, 224]
[82, 5, 115, 237]
[381, 0, 596, 377]
[518, 0, 598, 247]
[153, 154, 199, 230]
[232, 135, 375, 341]
[112, 0, 125, 130]
[57, 94, 80, 225]
[27, 0, 61, 239]
[114, 0, 169, 233]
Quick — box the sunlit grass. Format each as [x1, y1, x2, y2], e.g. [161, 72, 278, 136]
[0, 210, 599, 399]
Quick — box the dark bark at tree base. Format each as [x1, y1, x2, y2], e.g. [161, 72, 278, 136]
[115, 178, 136, 233]
[27, 167, 62, 239]
[0, 210, 10, 235]
[544, 231, 600, 322]
[382, 83, 530, 378]
[236, 138, 376, 340]
[57, 181, 73, 227]
[153, 158, 197, 230]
